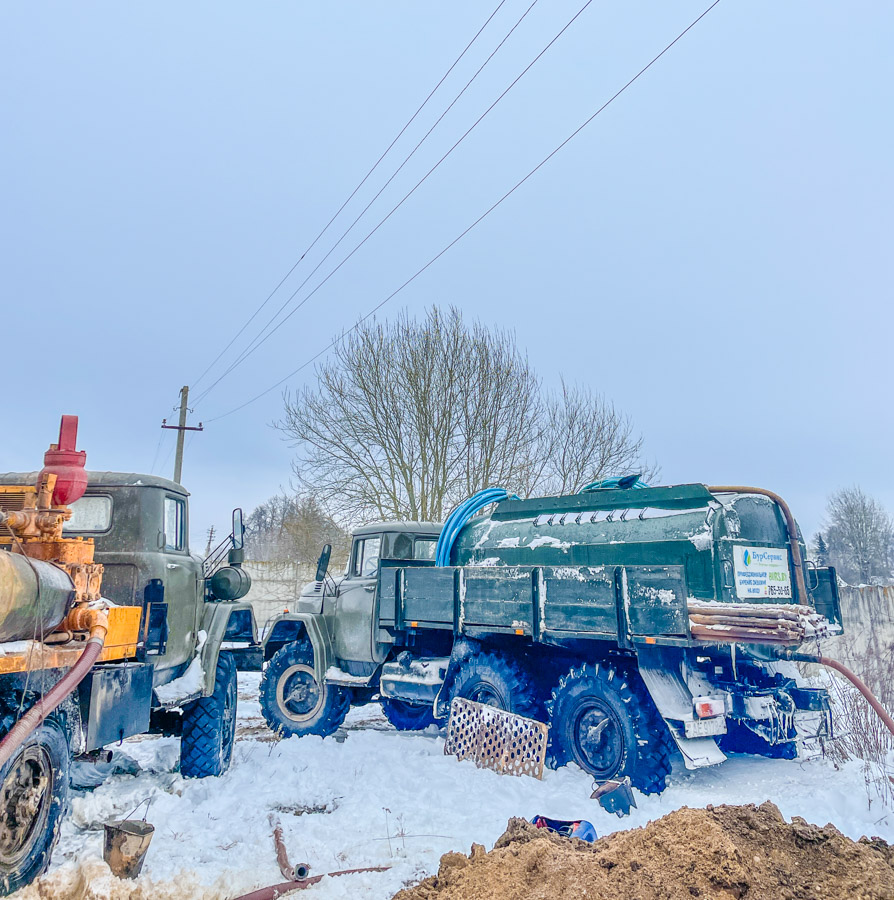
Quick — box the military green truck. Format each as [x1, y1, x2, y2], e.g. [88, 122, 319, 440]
[257, 483, 842, 794]
[0, 472, 257, 777]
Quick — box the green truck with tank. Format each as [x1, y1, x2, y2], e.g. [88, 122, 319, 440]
[0, 419, 257, 893]
[257, 481, 842, 794]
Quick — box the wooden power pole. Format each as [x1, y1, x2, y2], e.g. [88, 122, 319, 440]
[161, 386, 204, 484]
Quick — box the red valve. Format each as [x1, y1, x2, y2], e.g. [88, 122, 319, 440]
[39, 415, 88, 506]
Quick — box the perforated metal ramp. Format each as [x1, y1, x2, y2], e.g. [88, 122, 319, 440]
[444, 697, 548, 779]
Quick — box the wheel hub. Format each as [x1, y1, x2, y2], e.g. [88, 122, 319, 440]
[574, 702, 623, 777]
[0, 748, 53, 866]
[467, 683, 504, 709]
[277, 664, 324, 722]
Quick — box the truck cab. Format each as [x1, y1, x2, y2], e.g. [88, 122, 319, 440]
[0, 470, 257, 698]
[257, 522, 441, 734]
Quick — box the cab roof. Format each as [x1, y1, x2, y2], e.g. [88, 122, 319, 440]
[353, 521, 442, 537]
[0, 471, 188, 495]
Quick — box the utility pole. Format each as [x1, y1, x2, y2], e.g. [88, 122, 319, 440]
[161, 386, 204, 484]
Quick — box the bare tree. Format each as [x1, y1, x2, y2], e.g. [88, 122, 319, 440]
[278, 306, 653, 525]
[244, 492, 349, 570]
[822, 486, 894, 585]
[279, 307, 541, 524]
[536, 379, 657, 495]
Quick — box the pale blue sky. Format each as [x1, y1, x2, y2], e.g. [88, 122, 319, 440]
[2, 2, 892, 546]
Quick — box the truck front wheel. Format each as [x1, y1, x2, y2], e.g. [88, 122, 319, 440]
[260, 644, 349, 739]
[548, 662, 671, 794]
[0, 717, 69, 895]
[180, 652, 238, 778]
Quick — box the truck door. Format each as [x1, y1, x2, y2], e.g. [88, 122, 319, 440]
[153, 493, 203, 677]
[332, 534, 382, 665]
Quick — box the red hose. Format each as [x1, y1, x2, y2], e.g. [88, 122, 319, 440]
[0, 622, 107, 770]
[818, 655, 894, 738]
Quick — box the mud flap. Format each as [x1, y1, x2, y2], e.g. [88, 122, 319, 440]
[637, 653, 726, 770]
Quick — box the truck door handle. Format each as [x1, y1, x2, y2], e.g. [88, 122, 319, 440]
[166, 563, 180, 570]
[364, 584, 376, 592]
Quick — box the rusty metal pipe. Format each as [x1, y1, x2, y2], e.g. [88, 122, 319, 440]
[0, 608, 108, 770]
[268, 815, 307, 882]
[230, 867, 392, 900]
[708, 486, 809, 606]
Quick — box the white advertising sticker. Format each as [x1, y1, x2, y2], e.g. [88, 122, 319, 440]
[732, 546, 792, 600]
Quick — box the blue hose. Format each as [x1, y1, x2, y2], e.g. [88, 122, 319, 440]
[435, 487, 514, 567]
[579, 474, 649, 493]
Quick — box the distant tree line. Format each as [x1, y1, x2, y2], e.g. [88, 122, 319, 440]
[814, 486, 894, 585]
[243, 492, 350, 573]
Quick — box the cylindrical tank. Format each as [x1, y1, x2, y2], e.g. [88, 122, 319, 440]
[0, 552, 74, 642]
[208, 565, 252, 602]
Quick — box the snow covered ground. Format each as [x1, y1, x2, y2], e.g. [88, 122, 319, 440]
[27, 672, 894, 900]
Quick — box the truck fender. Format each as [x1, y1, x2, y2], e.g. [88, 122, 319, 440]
[260, 613, 333, 684]
[196, 602, 259, 697]
[433, 637, 482, 719]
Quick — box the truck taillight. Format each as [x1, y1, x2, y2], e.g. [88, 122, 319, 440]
[693, 696, 725, 718]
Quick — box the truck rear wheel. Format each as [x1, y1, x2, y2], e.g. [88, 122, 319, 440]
[381, 699, 435, 731]
[449, 652, 541, 719]
[548, 662, 671, 794]
[0, 717, 69, 895]
[260, 643, 349, 739]
[180, 652, 238, 778]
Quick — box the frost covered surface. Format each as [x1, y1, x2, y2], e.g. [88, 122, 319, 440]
[154, 631, 206, 705]
[528, 535, 572, 550]
[34, 672, 894, 900]
[688, 530, 713, 552]
[325, 666, 375, 684]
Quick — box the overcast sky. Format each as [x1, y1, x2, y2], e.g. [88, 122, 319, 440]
[2, 1, 891, 547]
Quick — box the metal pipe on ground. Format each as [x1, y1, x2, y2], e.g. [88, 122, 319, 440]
[230, 867, 392, 900]
[268, 815, 308, 883]
[0, 608, 108, 770]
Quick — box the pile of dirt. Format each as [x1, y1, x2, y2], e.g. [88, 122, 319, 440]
[394, 803, 894, 900]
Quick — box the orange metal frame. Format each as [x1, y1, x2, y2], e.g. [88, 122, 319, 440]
[0, 606, 141, 675]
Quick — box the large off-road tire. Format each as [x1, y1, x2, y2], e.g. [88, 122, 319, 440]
[180, 652, 238, 778]
[0, 717, 69, 895]
[260, 643, 349, 739]
[381, 699, 435, 731]
[548, 662, 671, 794]
[449, 651, 541, 719]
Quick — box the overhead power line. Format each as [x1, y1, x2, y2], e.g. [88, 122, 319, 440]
[193, 0, 590, 407]
[193, 0, 545, 408]
[190, 0, 511, 394]
[206, 0, 723, 425]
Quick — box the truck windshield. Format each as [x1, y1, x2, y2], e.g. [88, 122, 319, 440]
[63, 495, 112, 532]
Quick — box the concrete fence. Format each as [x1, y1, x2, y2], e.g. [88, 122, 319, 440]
[827, 584, 894, 671]
[242, 560, 315, 635]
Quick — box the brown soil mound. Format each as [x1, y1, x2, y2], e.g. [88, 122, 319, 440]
[394, 803, 894, 900]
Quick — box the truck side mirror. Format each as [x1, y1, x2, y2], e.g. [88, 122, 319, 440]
[228, 508, 245, 565]
[316, 544, 332, 583]
[232, 508, 244, 550]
